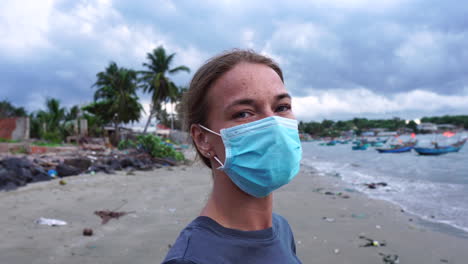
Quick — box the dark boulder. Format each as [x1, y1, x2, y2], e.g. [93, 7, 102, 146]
[88, 163, 115, 174]
[120, 157, 135, 168]
[56, 163, 81, 177]
[0, 157, 51, 191]
[64, 158, 92, 172]
[106, 158, 122, 171]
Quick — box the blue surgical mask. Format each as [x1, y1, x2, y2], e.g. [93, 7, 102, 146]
[199, 116, 302, 198]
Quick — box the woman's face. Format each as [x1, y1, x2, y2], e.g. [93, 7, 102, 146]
[204, 62, 295, 163]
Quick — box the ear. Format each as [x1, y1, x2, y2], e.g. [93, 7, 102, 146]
[190, 124, 213, 158]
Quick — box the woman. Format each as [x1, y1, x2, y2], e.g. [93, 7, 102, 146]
[162, 50, 302, 264]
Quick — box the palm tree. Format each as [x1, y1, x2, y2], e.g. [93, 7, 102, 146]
[92, 62, 142, 144]
[36, 98, 66, 133]
[168, 86, 187, 130]
[0, 100, 27, 118]
[140, 46, 190, 133]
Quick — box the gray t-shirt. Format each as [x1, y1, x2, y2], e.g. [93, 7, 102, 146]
[162, 213, 301, 264]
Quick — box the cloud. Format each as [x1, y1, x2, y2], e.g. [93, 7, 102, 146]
[0, 0, 199, 112]
[1, 0, 468, 123]
[293, 87, 468, 121]
[0, 0, 55, 58]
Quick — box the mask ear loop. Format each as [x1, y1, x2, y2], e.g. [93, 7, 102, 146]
[198, 124, 224, 168]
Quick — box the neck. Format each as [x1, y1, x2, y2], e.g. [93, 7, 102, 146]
[200, 170, 273, 231]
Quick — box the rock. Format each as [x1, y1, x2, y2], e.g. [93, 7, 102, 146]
[56, 163, 81, 177]
[83, 228, 93, 236]
[120, 157, 135, 168]
[18, 167, 33, 183]
[0, 157, 52, 191]
[1, 157, 31, 170]
[64, 158, 91, 172]
[31, 166, 49, 182]
[0, 169, 21, 190]
[106, 159, 122, 171]
[88, 164, 114, 174]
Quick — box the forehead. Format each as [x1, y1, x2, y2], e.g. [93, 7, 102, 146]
[207, 62, 286, 106]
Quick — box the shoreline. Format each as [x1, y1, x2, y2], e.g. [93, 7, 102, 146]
[1, 160, 467, 263]
[277, 164, 468, 263]
[300, 162, 468, 239]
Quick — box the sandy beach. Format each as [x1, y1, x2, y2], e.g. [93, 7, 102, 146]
[0, 158, 467, 264]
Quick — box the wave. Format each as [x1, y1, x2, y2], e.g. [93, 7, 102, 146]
[301, 157, 468, 235]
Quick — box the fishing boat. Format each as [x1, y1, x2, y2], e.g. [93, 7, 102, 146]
[414, 138, 466, 155]
[372, 142, 385, 147]
[376, 142, 416, 153]
[352, 143, 369, 150]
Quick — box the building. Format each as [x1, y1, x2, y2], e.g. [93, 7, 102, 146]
[377, 131, 399, 137]
[417, 122, 438, 132]
[155, 124, 171, 137]
[437, 124, 457, 131]
[0, 117, 29, 141]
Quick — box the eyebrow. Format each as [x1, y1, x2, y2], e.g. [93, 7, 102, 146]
[276, 93, 291, 101]
[225, 93, 292, 110]
[225, 98, 256, 110]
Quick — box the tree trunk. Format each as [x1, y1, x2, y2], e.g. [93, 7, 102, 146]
[143, 108, 154, 134]
[170, 102, 174, 130]
[113, 121, 120, 146]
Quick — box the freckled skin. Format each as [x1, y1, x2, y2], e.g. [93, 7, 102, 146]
[205, 62, 295, 163]
[190, 62, 296, 231]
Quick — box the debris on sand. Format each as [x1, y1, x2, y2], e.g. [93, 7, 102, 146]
[94, 210, 133, 224]
[359, 235, 386, 247]
[364, 182, 388, 190]
[379, 253, 400, 264]
[1, 149, 179, 191]
[83, 228, 93, 236]
[35, 217, 67, 226]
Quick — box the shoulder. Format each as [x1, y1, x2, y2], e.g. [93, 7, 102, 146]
[162, 223, 197, 263]
[272, 213, 293, 232]
[163, 259, 197, 264]
[162, 217, 218, 264]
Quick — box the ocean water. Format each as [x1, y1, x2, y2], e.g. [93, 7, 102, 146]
[301, 133, 468, 234]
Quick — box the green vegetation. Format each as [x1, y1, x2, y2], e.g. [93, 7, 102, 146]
[119, 134, 185, 161]
[140, 46, 190, 132]
[420, 115, 468, 128]
[0, 100, 27, 118]
[300, 115, 468, 137]
[85, 62, 143, 145]
[300, 118, 409, 137]
[1, 46, 190, 149]
[10, 146, 28, 155]
[31, 141, 63, 147]
[118, 139, 137, 150]
[29, 98, 82, 143]
[0, 138, 20, 143]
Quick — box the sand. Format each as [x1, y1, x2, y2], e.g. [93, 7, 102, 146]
[0, 160, 467, 264]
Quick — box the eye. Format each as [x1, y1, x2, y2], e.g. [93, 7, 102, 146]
[275, 104, 291, 112]
[233, 111, 253, 119]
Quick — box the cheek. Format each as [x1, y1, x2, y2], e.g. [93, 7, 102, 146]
[211, 136, 226, 161]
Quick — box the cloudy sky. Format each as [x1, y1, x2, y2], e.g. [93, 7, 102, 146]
[1, 0, 468, 123]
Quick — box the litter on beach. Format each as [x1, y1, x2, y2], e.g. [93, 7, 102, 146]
[94, 210, 133, 224]
[359, 235, 386, 247]
[83, 228, 93, 236]
[322, 217, 336, 223]
[35, 217, 67, 226]
[379, 253, 400, 264]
